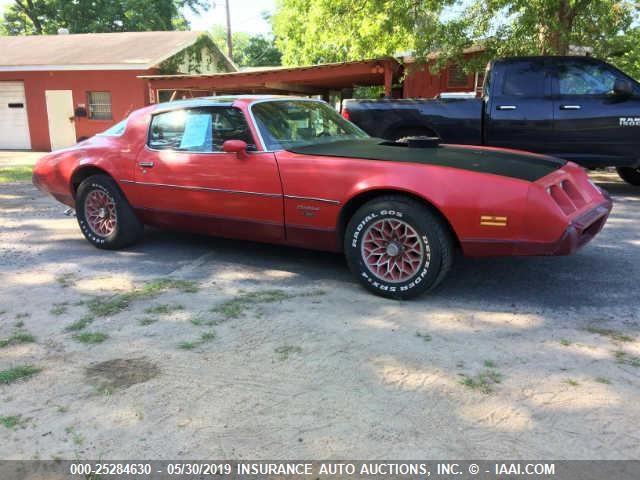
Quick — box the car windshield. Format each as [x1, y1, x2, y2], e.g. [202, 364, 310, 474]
[251, 100, 368, 150]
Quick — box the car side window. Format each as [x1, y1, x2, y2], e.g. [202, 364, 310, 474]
[500, 61, 546, 97]
[557, 61, 622, 96]
[211, 108, 256, 151]
[148, 107, 255, 152]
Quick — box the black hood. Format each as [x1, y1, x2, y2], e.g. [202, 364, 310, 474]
[286, 138, 565, 182]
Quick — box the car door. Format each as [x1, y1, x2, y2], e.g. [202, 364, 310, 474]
[551, 58, 640, 167]
[485, 58, 554, 153]
[131, 105, 284, 242]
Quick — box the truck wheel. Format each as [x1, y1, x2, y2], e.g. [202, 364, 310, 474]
[75, 174, 143, 250]
[616, 167, 640, 186]
[344, 195, 454, 299]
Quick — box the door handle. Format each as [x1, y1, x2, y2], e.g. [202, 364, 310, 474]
[560, 105, 581, 110]
[496, 105, 517, 111]
[138, 161, 154, 168]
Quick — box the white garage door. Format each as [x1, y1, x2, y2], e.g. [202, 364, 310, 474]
[0, 81, 31, 150]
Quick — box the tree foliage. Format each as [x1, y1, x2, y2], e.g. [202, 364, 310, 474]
[1, 0, 209, 35]
[426, 0, 639, 73]
[272, 0, 640, 77]
[272, 0, 445, 65]
[211, 25, 282, 67]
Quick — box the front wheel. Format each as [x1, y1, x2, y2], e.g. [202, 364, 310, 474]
[344, 196, 454, 299]
[616, 167, 640, 186]
[75, 174, 143, 249]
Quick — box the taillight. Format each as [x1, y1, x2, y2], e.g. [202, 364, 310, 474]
[341, 108, 350, 121]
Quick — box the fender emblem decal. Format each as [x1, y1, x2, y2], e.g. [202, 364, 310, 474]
[480, 215, 507, 227]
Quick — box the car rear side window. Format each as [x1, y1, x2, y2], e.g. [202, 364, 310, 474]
[500, 61, 546, 97]
[148, 107, 255, 152]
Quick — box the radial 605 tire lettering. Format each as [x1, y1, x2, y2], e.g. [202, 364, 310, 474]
[344, 195, 454, 299]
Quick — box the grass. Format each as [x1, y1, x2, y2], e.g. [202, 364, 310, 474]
[0, 365, 42, 385]
[144, 303, 184, 315]
[564, 379, 580, 386]
[415, 331, 432, 342]
[459, 369, 503, 394]
[211, 289, 307, 320]
[0, 331, 35, 348]
[0, 166, 32, 183]
[0, 415, 27, 429]
[595, 377, 611, 384]
[483, 360, 497, 369]
[559, 338, 571, 346]
[178, 331, 216, 350]
[87, 278, 198, 317]
[65, 426, 83, 446]
[15, 312, 30, 320]
[64, 316, 94, 332]
[275, 344, 302, 361]
[138, 317, 157, 326]
[50, 303, 69, 316]
[55, 273, 77, 288]
[611, 350, 640, 367]
[586, 326, 634, 343]
[72, 332, 108, 344]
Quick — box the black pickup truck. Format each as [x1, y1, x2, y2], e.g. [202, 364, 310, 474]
[342, 56, 640, 185]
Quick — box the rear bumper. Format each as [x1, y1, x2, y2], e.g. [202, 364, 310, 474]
[32, 170, 75, 207]
[461, 198, 612, 257]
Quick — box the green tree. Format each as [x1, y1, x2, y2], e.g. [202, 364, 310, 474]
[272, 0, 442, 65]
[424, 0, 639, 73]
[1, 0, 209, 35]
[272, 0, 640, 77]
[211, 24, 282, 67]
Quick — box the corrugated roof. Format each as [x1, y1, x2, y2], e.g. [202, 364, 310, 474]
[0, 31, 210, 71]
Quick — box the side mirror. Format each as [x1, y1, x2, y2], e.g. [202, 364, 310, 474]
[612, 78, 634, 98]
[222, 139, 248, 159]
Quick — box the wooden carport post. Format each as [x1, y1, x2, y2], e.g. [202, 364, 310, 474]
[383, 60, 393, 97]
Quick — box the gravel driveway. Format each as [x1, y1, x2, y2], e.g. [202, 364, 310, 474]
[0, 170, 638, 460]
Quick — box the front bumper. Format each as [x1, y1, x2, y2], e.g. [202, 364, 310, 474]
[461, 197, 613, 257]
[536, 198, 612, 256]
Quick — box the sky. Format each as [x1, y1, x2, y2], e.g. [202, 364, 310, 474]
[185, 0, 276, 34]
[0, 0, 277, 35]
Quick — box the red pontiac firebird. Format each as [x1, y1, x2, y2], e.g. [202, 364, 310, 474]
[33, 96, 612, 299]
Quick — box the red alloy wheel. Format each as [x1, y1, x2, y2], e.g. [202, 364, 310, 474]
[360, 218, 427, 283]
[84, 189, 117, 237]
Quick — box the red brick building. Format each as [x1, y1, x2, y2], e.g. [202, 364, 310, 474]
[0, 31, 234, 151]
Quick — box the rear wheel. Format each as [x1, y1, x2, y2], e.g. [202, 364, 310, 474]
[75, 174, 143, 249]
[616, 167, 640, 186]
[344, 195, 454, 299]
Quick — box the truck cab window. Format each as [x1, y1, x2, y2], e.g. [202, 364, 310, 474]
[501, 62, 546, 97]
[557, 61, 621, 96]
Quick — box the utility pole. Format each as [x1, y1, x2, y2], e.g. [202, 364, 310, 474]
[225, 0, 233, 60]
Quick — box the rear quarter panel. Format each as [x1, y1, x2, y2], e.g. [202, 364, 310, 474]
[33, 107, 152, 207]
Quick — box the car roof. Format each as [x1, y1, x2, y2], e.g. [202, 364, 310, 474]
[151, 95, 319, 112]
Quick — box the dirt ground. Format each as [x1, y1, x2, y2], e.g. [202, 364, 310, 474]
[0, 168, 639, 460]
